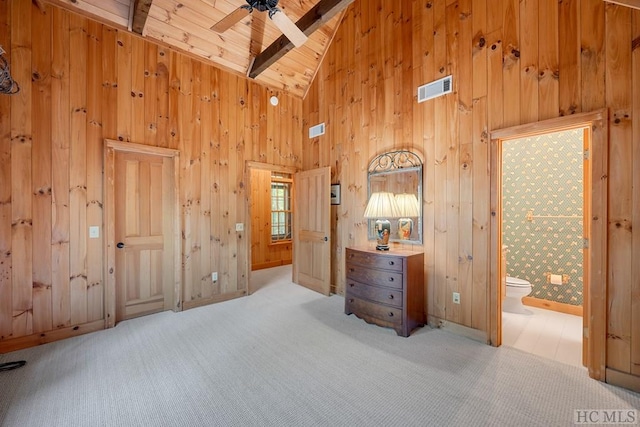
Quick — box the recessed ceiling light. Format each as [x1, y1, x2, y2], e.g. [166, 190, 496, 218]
[270, 96, 279, 106]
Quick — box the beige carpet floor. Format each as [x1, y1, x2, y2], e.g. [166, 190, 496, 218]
[1, 265, 638, 426]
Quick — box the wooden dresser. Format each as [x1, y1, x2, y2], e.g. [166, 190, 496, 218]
[345, 247, 425, 337]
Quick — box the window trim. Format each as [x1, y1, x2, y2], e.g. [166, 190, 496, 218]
[270, 175, 293, 243]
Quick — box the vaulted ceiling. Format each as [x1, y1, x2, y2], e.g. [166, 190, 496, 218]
[41, 0, 354, 98]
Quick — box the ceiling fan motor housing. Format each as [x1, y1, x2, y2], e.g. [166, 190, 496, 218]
[246, 0, 280, 13]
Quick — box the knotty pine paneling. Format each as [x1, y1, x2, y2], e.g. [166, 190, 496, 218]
[605, 3, 634, 373]
[0, 0, 12, 339]
[32, 4, 53, 334]
[0, 0, 302, 351]
[11, 0, 33, 338]
[632, 9, 640, 378]
[302, 0, 640, 381]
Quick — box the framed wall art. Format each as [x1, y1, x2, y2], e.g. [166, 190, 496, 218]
[330, 184, 341, 205]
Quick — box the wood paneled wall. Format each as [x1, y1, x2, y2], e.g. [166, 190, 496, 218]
[303, 0, 640, 382]
[0, 0, 302, 350]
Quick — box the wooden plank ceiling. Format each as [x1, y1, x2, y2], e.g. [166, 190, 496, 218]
[42, 0, 347, 98]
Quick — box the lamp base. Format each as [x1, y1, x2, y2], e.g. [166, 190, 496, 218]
[374, 219, 391, 251]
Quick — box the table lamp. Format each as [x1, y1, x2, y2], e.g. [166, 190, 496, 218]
[364, 192, 401, 250]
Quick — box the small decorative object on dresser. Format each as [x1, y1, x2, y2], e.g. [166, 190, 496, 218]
[345, 247, 425, 337]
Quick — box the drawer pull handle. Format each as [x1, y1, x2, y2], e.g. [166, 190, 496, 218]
[388, 277, 394, 282]
[389, 261, 394, 266]
[388, 294, 394, 300]
[349, 268, 355, 272]
[388, 312, 394, 317]
[349, 283, 354, 287]
[348, 299, 354, 303]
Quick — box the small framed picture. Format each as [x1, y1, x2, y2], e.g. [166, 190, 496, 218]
[330, 184, 341, 205]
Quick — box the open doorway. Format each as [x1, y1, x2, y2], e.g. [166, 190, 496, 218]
[246, 162, 297, 294]
[500, 127, 586, 367]
[490, 110, 608, 381]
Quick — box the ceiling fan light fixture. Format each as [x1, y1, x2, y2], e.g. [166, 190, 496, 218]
[247, 0, 280, 13]
[212, 0, 308, 48]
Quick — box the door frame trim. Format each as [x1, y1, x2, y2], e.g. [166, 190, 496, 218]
[104, 140, 181, 328]
[489, 109, 608, 381]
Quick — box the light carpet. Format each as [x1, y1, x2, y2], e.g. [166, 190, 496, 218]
[1, 265, 638, 427]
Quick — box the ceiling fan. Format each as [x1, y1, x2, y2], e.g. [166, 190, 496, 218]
[211, 0, 308, 48]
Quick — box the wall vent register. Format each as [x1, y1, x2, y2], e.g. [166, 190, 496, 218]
[417, 75, 452, 103]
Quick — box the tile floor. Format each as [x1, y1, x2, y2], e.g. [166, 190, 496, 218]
[502, 305, 585, 369]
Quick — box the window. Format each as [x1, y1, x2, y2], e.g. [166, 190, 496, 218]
[271, 172, 292, 242]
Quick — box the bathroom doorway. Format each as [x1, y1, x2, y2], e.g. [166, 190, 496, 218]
[501, 125, 585, 367]
[489, 110, 608, 381]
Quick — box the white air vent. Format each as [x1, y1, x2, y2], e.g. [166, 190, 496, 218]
[417, 75, 453, 103]
[309, 122, 325, 138]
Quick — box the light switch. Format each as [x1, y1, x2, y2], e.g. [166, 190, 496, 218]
[235, 223, 244, 232]
[89, 226, 100, 239]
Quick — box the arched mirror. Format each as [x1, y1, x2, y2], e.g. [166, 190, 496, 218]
[366, 150, 423, 247]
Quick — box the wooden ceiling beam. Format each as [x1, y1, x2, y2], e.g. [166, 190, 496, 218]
[247, 0, 355, 79]
[131, 0, 153, 35]
[604, 0, 640, 10]
[41, 0, 129, 29]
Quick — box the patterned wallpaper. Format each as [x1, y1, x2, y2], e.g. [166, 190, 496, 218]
[502, 129, 584, 306]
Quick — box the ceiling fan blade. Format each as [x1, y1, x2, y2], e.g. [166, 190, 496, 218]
[270, 10, 308, 48]
[211, 6, 250, 33]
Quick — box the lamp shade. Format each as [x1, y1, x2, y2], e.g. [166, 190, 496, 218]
[394, 193, 420, 217]
[363, 192, 401, 219]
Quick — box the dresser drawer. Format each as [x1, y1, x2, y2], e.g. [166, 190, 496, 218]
[345, 296, 402, 325]
[346, 279, 403, 308]
[345, 264, 403, 289]
[346, 249, 403, 272]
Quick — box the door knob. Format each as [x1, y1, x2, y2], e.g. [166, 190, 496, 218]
[324, 236, 328, 242]
[116, 242, 125, 249]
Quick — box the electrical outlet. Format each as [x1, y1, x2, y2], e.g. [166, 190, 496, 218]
[89, 226, 100, 239]
[235, 223, 244, 232]
[453, 292, 460, 304]
[211, 272, 218, 282]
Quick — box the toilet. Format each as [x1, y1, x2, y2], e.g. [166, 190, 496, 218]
[503, 276, 533, 314]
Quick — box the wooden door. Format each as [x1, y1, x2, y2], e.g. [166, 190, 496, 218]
[114, 151, 176, 321]
[293, 167, 331, 295]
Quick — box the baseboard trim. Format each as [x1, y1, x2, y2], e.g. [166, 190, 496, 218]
[606, 368, 640, 393]
[182, 290, 247, 310]
[427, 315, 488, 344]
[0, 319, 105, 354]
[522, 296, 583, 316]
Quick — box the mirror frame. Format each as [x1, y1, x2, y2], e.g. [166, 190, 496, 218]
[366, 150, 423, 245]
